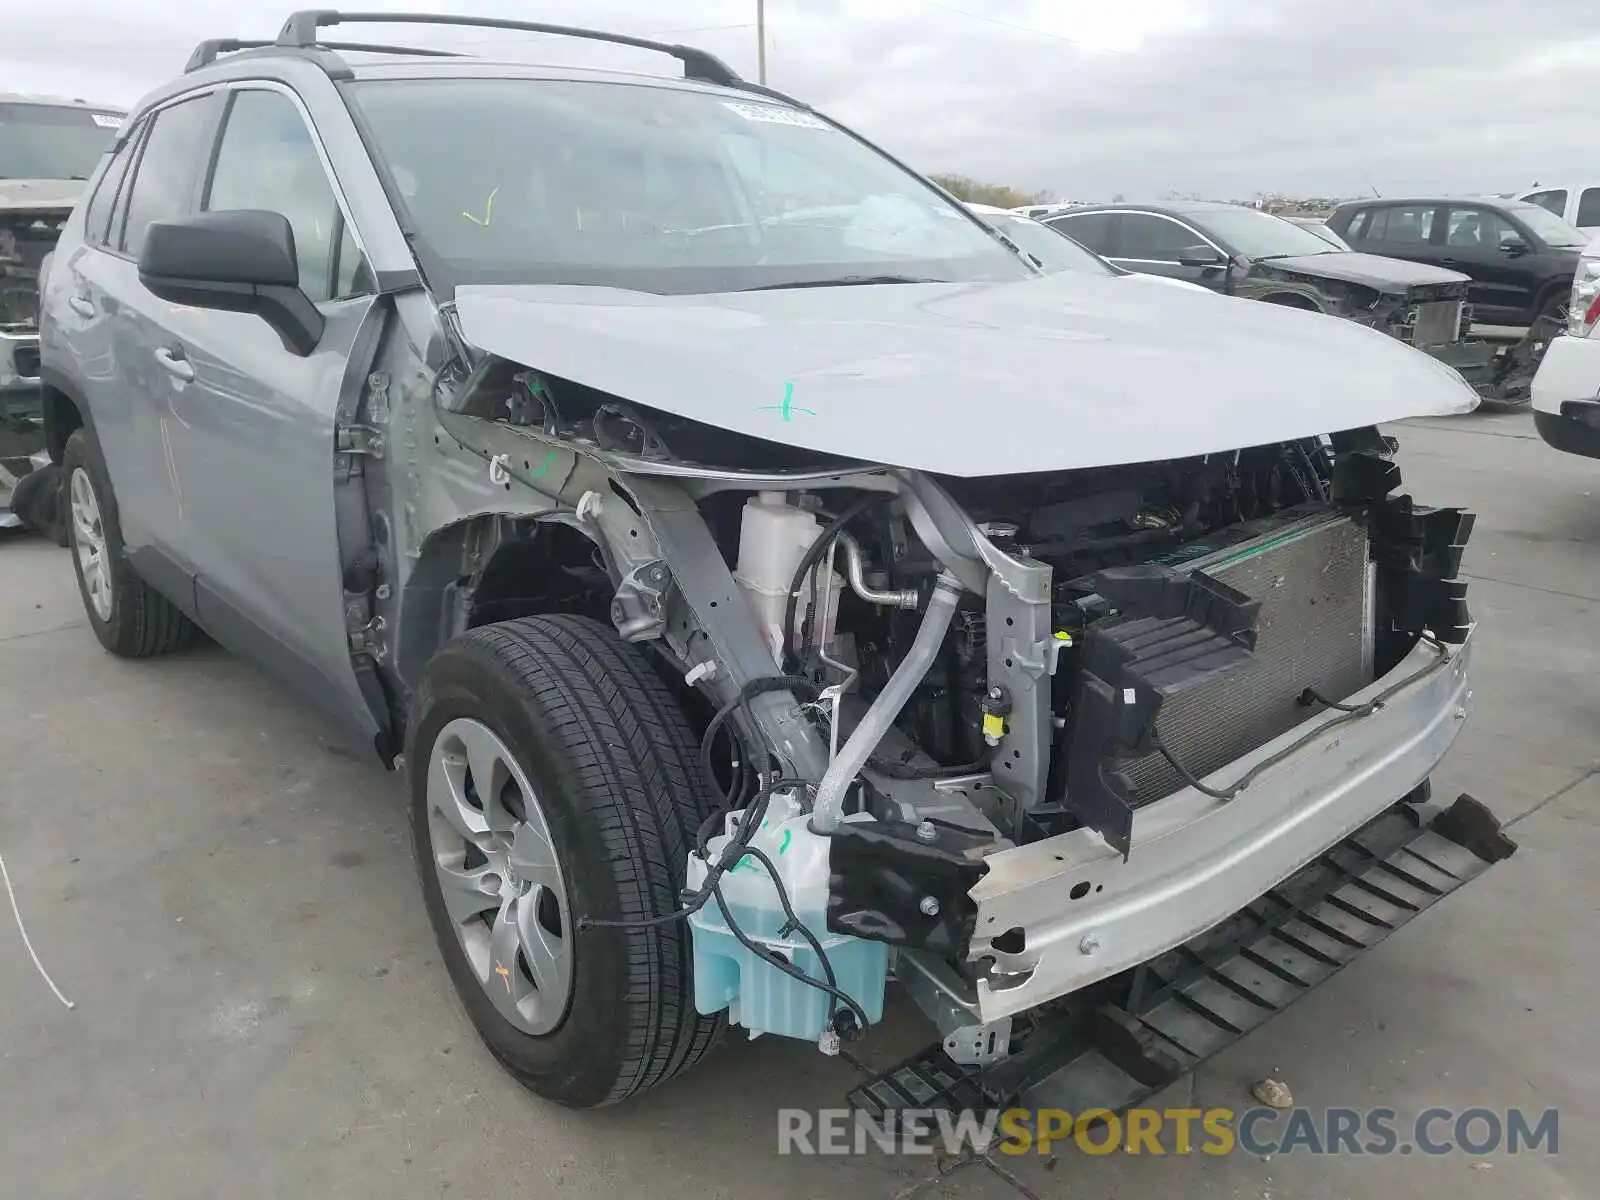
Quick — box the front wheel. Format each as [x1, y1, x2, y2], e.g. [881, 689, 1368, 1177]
[407, 614, 725, 1107]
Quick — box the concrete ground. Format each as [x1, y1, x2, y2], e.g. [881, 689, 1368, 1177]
[0, 409, 1594, 1199]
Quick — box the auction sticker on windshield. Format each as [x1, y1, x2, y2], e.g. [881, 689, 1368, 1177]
[91, 112, 122, 128]
[723, 101, 830, 129]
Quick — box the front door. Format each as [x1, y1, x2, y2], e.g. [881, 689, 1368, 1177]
[158, 84, 384, 744]
[1437, 206, 1536, 324]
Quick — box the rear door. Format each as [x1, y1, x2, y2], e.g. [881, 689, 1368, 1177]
[1437, 205, 1536, 323]
[158, 82, 384, 740]
[58, 91, 221, 601]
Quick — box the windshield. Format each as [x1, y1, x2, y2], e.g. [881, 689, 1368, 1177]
[0, 102, 121, 180]
[1510, 203, 1589, 248]
[1191, 207, 1345, 259]
[1296, 221, 1351, 251]
[984, 213, 1114, 276]
[346, 78, 1030, 294]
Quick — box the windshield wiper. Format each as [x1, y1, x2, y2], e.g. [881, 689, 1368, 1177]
[738, 274, 942, 291]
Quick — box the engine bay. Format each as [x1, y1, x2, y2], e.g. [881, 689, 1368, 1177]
[439, 360, 1477, 1059]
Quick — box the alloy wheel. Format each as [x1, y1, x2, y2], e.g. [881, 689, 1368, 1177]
[426, 717, 573, 1035]
[69, 467, 113, 623]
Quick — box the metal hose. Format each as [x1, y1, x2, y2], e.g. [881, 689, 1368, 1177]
[834, 532, 921, 609]
[809, 570, 966, 833]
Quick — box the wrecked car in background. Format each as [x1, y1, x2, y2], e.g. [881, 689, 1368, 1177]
[1047, 201, 1505, 404]
[38, 9, 1516, 1117]
[1, 94, 123, 531]
[964, 201, 1214, 295]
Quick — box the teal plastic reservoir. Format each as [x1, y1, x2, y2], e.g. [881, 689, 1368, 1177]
[686, 796, 888, 1042]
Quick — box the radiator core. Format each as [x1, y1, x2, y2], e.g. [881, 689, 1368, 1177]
[1121, 509, 1375, 804]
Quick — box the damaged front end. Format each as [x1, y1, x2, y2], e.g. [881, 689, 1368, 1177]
[422, 327, 1507, 1083]
[1, 207, 65, 427]
[1249, 260, 1498, 393]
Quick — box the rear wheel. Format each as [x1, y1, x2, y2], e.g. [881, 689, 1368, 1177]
[62, 428, 198, 657]
[408, 614, 724, 1107]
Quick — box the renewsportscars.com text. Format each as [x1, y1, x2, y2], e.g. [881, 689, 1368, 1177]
[777, 1106, 1560, 1157]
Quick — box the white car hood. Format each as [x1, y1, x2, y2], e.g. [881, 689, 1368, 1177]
[0, 179, 84, 213]
[1120, 273, 1215, 295]
[453, 271, 1478, 478]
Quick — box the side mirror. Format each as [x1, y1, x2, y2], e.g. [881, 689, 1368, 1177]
[138, 210, 324, 357]
[1500, 236, 1530, 257]
[1178, 244, 1226, 268]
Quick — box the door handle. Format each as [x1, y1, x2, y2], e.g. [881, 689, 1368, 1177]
[154, 346, 195, 382]
[68, 295, 96, 317]
[1439, 257, 1458, 265]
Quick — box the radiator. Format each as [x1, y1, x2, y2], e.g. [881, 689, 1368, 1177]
[1122, 509, 1374, 804]
[1410, 300, 1463, 348]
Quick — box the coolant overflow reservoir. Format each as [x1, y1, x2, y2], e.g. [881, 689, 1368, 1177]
[732, 492, 842, 663]
[686, 793, 887, 1043]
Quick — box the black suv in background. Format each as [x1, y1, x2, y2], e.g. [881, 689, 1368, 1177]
[1046, 200, 1494, 390]
[1328, 197, 1587, 328]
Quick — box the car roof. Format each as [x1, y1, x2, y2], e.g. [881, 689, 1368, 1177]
[0, 91, 124, 112]
[1334, 195, 1542, 214]
[1056, 200, 1261, 217]
[133, 50, 781, 125]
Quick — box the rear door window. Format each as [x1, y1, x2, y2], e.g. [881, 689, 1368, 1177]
[119, 96, 214, 258]
[1048, 211, 1117, 255]
[81, 122, 141, 248]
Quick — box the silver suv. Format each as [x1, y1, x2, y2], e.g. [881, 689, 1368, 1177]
[39, 10, 1516, 1114]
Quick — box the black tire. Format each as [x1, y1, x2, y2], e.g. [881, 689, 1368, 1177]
[61, 428, 198, 657]
[8, 462, 68, 544]
[407, 614, 725, 1107]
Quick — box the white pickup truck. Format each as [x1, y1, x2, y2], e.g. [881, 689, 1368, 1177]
[1532, 230, 1600, 457]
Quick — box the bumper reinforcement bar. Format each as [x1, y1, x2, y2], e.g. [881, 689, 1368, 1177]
[847, 792, 1515, 1121]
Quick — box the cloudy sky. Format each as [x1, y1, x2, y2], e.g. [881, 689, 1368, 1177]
[6, 0, 1599, 201]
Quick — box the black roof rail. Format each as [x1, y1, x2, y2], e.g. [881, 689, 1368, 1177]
[186, 36, 460, 73]
[274, 9, 745, 88]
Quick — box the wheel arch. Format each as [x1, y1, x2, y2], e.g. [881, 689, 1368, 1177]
[1534, 277, 1571, 313]
[394, 513, 618, 698]
[39, 370, 93, 464]
[1259, 291, 1323, 312]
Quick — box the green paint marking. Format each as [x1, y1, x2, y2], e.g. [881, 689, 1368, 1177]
[525, 450, 562, 478]
[778, 829, 792, 855]
[462, 186, 499, 227]
[756, 380, 815, 421]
